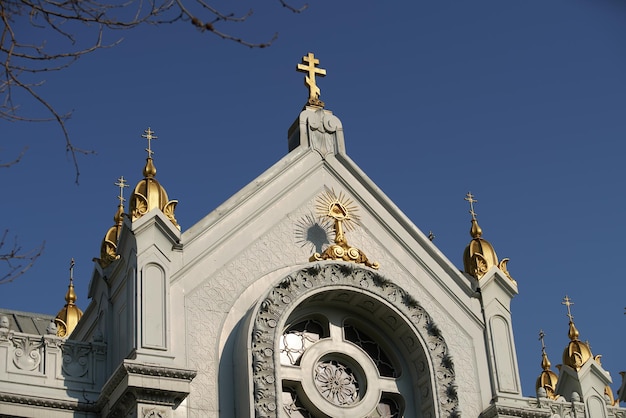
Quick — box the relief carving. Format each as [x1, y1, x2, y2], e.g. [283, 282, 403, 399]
[307, 110, 341, 158]
[62, 343, 91, 378]
[11, 335, 43, 371]
[142, 406, 167, 418]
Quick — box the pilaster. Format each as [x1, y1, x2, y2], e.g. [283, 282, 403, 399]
[479, 267, 522, 398]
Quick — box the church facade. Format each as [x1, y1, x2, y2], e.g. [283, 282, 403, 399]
[0, 54, 624, 418]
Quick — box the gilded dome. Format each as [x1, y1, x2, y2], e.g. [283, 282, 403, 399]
[463, 219, 499, 279]
[462, 193, 514, 283]
[536, 351, 559, 399]
[129, 128, 179, 230]
[562, 321, 593, 371]
[55, 260, 83, 338]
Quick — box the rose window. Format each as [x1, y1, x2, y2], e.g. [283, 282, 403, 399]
[314, 359, 360, 405]
[280, 310, 406, 417]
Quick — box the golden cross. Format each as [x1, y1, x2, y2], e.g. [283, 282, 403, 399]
[297, 52, 326, 107]
[115, 176, 129, 204]
[464, 192, 478, 220]
[69, 258, 75, 284]
[538, 330, 546, 352]
[141, 127, 158, 158]
[562, 295, 575, 322]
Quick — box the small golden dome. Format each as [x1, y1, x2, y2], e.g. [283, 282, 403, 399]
[562, 321, 593, 371]
[462, 193, 514, 282]
[463, 218, 499, 279]
[536, 331, 558, 399]
[55, 259, 83, 338]
[560, 296, 593, 371]
[129, 128, 179, 230]
[96, 177, 128, 268]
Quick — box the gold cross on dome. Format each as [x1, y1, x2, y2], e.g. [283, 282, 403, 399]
[115, 176, 129, 204]
[69, 258, 75, 284]
[465, 192, 478, 220]
[141, 127, 158, 158]
[297, 52, 326, 107]
[538, 330, 546, 351]
[562, 295, 575, 322]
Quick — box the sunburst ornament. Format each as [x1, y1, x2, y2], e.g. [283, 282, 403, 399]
[309, 188, 379, 269]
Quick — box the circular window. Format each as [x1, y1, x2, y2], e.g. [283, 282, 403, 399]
[314, 358, 361, 405]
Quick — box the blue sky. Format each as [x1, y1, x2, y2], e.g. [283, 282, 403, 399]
[2, 0, 625, 398]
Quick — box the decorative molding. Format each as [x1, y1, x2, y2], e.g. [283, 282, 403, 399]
[480, 397, 626, 418]
[250, 262, 459, 418]
[98, 360, 197, 416]
[480, 403, 551, 418]
[0, 391, 98, 412]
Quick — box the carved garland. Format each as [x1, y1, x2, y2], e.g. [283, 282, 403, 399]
[251, 263, 459, 418]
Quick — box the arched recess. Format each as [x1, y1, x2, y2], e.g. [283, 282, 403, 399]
[242, 263, 458, 418]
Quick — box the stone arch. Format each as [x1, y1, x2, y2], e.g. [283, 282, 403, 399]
[248, 263, 459, 417]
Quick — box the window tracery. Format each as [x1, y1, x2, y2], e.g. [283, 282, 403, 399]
[249, 264, 458, 418]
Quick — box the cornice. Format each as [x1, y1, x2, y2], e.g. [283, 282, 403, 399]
[480, 403, 552, 418]
[100, 360, 196, 401]
[0, 391, 98, 412]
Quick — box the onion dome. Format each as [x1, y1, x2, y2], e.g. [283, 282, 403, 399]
[536, 330, 558, 399]
[55, 259, 83, 338]
[96, 177, 128, 268]
[129, 128, 180, 230]
[561, 296, 593, 371]
[462, 192, 514, 283]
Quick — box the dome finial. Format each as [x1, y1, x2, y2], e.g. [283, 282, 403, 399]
[464, 191, 483, 238]
[55, 258, 83, 338]
[129, 127, 180, 230]
[536, 329, 559, 399]
[561, 295, 593, 371]
[562, 295, 579, 340]
[141, 127, 158, 177]
[66, 258, 76, 304]
[296, 52, 327, 108]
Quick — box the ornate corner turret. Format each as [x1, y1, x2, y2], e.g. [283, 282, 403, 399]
[536, 330, 559, 399]
[297, 52, 326, 108]
[129, 128, 180, 230]
[95, 176, 128, 268]
[462, 192, 514, 283]
[309, 189, 379, 269]
[55, 258, 83, 338]
[561, 296, 593, 371]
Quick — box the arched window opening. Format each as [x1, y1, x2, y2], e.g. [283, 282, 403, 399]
[248, 264, 458, 418]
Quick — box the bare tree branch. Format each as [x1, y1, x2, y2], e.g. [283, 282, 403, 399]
[0, 146, 28, 168]
[0, 230, 44, 285]
[1, 0, 307, 182]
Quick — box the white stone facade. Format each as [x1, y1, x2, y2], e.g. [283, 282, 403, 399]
[0, 106, 623, 417]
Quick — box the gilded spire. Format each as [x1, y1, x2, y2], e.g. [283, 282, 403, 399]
[462, 192, 514, 283]
[309, 189, 379, 269]
[129, 127, 180, 230]
[536, 330, 559, 399]
[561, 295, 593, 371]
[55, 258, 83, 338]
[297, 52, 326, 108]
